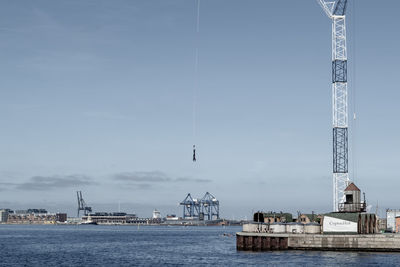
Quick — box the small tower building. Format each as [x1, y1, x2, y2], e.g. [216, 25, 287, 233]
[339, 182, 366, 212]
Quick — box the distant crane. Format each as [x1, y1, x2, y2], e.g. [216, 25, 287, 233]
[180, 192, 219, 220]
[180, 193, 200, 218]
[318, 0, 350, 211]
[77, 191, 92, 217]
[200, 192, 219, 220]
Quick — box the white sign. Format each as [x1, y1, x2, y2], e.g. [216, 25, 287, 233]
[323, 216, 358, 233]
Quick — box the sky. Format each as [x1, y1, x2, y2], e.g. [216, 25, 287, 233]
[0, 0, 399, 219]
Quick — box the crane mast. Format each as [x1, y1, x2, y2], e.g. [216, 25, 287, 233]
[318, 0, 350, 212]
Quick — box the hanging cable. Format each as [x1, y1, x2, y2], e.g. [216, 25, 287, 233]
[192, 0, 200, 162]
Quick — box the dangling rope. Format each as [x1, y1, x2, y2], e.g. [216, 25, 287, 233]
[192, 0, 200, 162]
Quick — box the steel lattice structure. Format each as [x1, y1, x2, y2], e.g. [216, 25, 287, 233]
[200, 192, 220, 220]
[77, 191, 92, 217]
[180, 192, 219, 220]
[318, 0, 350, 212]
[180, 193, 201, 218]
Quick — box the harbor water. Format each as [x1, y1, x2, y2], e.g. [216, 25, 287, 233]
[1, 225, 400, 266]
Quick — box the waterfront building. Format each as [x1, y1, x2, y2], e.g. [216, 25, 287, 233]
[297, 214, 323, 224]
[7, 212, 67, 224]
[322, 212, 377, 234]
[253, 212, 293, 223]
[396, 217, 400, 233]
[378, 218, 387, 232]
[386, 209, 400, 232]
[0, 209, 9, 223]
[15, 209, 48, 215]
[82, 212, 145, 224]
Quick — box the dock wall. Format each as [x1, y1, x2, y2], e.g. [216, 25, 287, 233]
[237, 232, 400, 252]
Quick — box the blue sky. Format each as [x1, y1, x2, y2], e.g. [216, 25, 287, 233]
[0, 0, 399, 218]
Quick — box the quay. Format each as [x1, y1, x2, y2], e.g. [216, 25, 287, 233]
[236, 232, 400, 252]
[237, 183, 400, 252]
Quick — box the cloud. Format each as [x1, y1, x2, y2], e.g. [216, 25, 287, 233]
[175, 177, 212, 183]
[112, 172, 212, 187]
[0, 182, 17, 191]
[113, 171, 170, 183]
[118, 183, 154, 190]
[16, 175, 96, 190]
[0, 182, 17, 186]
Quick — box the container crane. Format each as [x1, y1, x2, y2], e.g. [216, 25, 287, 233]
[77, 191, 92, 217]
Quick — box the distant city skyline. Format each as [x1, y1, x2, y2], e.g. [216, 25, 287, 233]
[1, 0, 399, 218]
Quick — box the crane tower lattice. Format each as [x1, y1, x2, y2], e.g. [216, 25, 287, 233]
[318, 0, 350, 212]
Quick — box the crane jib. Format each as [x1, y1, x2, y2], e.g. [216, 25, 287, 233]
[333, 0, 348, 16]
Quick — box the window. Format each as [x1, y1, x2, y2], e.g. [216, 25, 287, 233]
[346, 194, 353, 204]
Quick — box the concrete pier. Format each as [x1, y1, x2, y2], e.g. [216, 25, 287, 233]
[237, 234, 288, 251]
[237, 232, 400, 252]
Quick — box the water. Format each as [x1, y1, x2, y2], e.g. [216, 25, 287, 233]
[0, 225, 399, 266]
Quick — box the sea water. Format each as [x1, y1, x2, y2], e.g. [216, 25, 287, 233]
[0, 225, 399, 266]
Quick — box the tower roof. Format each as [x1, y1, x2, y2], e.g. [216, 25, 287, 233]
[344, 183, 360, 192]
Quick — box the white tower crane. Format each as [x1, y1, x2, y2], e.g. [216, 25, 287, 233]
[318, 0, 350, 212]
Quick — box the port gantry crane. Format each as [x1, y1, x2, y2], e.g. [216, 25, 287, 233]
[318, 0, 349, 212]
[77, 191, 92, 217]
[200, 192, 219, 220]
[180, 192, 220, 220]
[180, 193, 200, 219]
